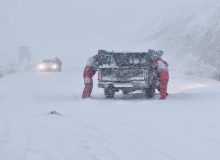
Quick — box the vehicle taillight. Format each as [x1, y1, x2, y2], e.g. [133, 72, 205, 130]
[144, 71, 150, 80]
[98, 71, 103, 81]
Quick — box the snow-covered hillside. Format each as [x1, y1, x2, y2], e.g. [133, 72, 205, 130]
[138, 1, 220, 78]
[0, 69, 220, 160]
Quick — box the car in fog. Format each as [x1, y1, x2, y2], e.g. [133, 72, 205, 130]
[37, 58, 62, 72]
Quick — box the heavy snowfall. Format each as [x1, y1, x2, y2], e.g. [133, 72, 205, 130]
[1, 0, 220, 160]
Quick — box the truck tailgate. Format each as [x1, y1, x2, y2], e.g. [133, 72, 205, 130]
[99, 68, 145, 82]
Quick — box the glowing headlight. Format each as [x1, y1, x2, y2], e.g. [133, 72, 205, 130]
[38, 64, 45, 70]
[52, 64, 58, 69]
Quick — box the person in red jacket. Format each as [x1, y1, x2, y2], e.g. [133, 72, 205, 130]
[82, 54, 100, 99]
[155, 58, 169, 99]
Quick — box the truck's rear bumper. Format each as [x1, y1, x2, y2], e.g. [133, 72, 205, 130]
[98, 81, 149, 89]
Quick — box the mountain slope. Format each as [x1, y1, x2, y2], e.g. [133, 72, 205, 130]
[138, 2, 220, 78]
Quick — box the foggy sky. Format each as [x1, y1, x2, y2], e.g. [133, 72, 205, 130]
[0, 0, 217, 65]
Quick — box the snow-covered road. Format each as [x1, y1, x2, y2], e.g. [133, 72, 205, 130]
[0, 70, 220, 160]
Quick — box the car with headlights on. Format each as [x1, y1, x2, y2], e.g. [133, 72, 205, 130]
[37, 59, 60, 72]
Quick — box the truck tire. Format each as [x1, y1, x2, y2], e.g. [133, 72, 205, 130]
[122, 89, 129, 95]
[104, 86, 115, 98]
[144, 85, 155, 98]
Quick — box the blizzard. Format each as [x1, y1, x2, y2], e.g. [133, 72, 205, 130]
[0, 68, 220, 160]
[1, 0, 220, 159]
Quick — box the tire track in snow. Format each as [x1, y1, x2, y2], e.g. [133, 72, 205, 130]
[99, 123, 176, 160]
[116, 127, 176, 160]
[0, 113, 32, 160]
[12, 112, 120, 160]
[39, 115, 119, 160]
[61, 113, 175, 160]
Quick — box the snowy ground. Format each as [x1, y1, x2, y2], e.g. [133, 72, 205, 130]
[0, 68, 220, 160]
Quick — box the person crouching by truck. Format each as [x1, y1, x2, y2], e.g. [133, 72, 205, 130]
[151, 50, 169, 100]
[156, 58, 169, 99]
[82, 54, 100, 99]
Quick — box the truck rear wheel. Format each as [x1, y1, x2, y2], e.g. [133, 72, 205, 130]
[122, 89, 129, 95]
[144, 85, 155, 98]
[104, 86, 115, 98]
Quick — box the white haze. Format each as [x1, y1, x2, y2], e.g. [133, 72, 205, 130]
[135, 0, 220, 78]
[2, 1, 220, 159]
[1, 0, 218, 68]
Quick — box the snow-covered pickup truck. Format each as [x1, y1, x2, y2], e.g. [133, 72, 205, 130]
[97, 50, 157, 98]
